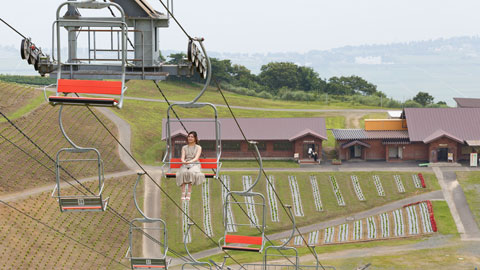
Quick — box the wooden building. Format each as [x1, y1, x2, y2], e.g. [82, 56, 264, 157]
[162, 118, 327, 160]
[333, 108, 480, 163]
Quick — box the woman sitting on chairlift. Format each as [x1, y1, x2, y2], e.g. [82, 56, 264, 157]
[176, 131, 205, 200]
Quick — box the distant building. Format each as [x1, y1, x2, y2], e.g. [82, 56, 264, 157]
[162, 118, 327, 160]
[454, 97, 480, 108]
[333, 108, 480, 163]
[387, 111, 402, 119]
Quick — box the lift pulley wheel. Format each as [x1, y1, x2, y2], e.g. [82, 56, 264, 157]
[20, 38, 30, 60]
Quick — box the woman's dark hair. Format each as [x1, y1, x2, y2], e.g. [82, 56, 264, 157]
[188, 131, 198, 144]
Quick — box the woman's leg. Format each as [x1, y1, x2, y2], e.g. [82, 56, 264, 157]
[186, 183, 192, 200]
[181, 184, 186, 200]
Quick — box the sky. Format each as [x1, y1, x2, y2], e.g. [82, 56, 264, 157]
[2, 0, 480, 53]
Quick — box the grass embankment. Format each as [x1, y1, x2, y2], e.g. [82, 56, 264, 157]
[115, 99, 345, 165]
[0, 81, 44, 121]
[124, 80, 384, 110]
[456, 171, 480, 227]
[161, 171, 440, 255]
[0, 103, 127, 194]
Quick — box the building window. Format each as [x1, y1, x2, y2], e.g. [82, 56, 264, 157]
[222, 141, 241, 151]
[248, 142, 266, 151]
[274, 141, 292, 151]
[199, 141, 216, 151]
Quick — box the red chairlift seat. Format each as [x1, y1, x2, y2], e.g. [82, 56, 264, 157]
[48, 79, 124, 107]
[165, 158, 217, 178]
[221, 234, 263, 252]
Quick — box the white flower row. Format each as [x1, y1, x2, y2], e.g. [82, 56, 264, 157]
[353, 220, 363, 240]
[182, 199, 191, 243]
[202, 180, 213, 237]
[324, 227, 335, 243]
[329, 176, 346, 206]
[406, 205, 419, 235]
[242, 176, 259, 226]
[419, 202, 433, 233]
[367, 216, 376, 239]
[351, 175, 366, 201]
[338, 223, 349, 242]
[266, 175, 279, 222]
[221, 175, 237, 232]
[309, 175, 324, 211]
[373, 175, 385, 197]
[394, 175, 406, 193]
[412, 174, 422, 189]
[294, 235, 303, 246]
[308, 230, 320, 245]
[288, 175, 304, 217]
[380, 212, 390, 238]
[393, 209, 404, 237]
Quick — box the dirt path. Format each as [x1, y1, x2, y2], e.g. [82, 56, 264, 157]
[433, 167, 480, 240]
[343, 112, 363, 129]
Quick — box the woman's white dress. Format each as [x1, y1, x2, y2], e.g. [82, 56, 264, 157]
[176, 144, 206, 186]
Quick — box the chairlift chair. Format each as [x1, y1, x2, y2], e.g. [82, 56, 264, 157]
[219, 142, 266, 253]
[162, 103, 221, 179]
[44, 0, 128, 108]
[182, 223, 213, 270]
[127, 173, 169, 270]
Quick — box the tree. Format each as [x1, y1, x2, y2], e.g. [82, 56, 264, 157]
[258, 62, 300, 94]
[167, 53, 186, 64]
[297, 66, 326, 92]
[413, 91, 434, 106]
[210, 58, 234, 83]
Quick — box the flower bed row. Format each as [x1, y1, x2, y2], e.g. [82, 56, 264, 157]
[419, 202, 433, 233]
[288, 175, 304, 217]
[338, 223, 349, 242]
[425, 201, 438, 232]
[266, 175, 279, 222]
[367, 216, 377, 239]
[202, 179, 213, 237]
[373, 175, 385, 197]
[411, 174, 422, 189]
[351, 175, 366, 201]
[308, 230, 320, 245]
[393, 209, 404, 237]
[242, 176, 259, 226]
[309, 175, 324, 211]
[406, 205, 419, 235]
[324, 226, 335, 243]
[353, 220, 363, 240]
[294, 235, 303, 246]
[380, 212, 390, 238]
[182, 199, 191, 243]
[329, 176, 346, 206]
[221, 175, 237, 232]
[393, 175, 406, 193]
[418, 173, 427, 188]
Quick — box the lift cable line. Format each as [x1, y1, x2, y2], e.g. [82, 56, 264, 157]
[214, 79, 328, 270]
[152, 80, 304, 268]
[156, 0, 192, 40]
[0, 17, 27, 39]
[82, 103, 249, 270]
[0, 198, 130, 269]
[0, 15, 229, 268]
[0, 109, 196, 265]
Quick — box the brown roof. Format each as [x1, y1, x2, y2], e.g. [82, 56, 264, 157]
[331, 129, 409, 140]
[162, 118, 327, 141]
[454, 97, 480, 108]
[404, 108, 480, 142]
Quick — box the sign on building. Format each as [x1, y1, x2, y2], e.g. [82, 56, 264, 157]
[471, 153, 478, 167]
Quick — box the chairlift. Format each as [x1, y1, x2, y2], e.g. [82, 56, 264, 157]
[126, 172, 169, 270]
[263, 205, 298, 270]
[51, 106, 109, 212]
[43, 1, 128, 108]
[182, 223, 213, 270]
[219, 142, 266, 253]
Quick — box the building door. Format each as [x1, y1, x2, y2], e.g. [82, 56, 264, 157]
[437, 148, 448, 162]
[350, 145, 362, 158]
[303, 143, 315, 158]
[174, 143, 183, 158]
[389, 146, 398, 158]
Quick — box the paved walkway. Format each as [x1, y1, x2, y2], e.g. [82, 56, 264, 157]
[433, 167, 480, 241]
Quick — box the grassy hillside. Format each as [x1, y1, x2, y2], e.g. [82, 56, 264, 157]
[0, 102, 127, 194]
[0, 81, 44, 120]
[161, 171, 440, 254]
